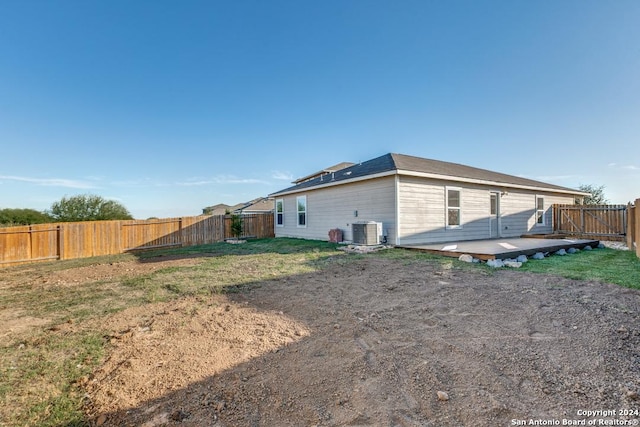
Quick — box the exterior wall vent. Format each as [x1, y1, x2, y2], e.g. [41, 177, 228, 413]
[352, 221, 383, 245]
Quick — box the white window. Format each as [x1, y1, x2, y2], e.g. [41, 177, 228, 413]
[446, 187, 461, 228]
[296, 196, 307, 227]
[535, 196, 545, 226]
[490, 193, 498, 216]
[275, 199, 284, 227]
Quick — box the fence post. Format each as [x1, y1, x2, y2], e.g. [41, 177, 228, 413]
[626, 202, 636, 250]
[28, 225, 33, 263]
[57, 225, 64, 260]
[636, 199, 640, 259]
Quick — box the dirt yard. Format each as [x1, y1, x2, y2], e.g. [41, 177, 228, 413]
[63, 253, 639, 427]
[3, 249, 640, 427]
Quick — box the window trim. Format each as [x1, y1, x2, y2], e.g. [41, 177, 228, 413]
[446, 186, 462, 229]
[275, 199, 284, 227]
[296, 195, 307, 228]
[535, 195, 545, 226]
[490, 193, 498, 216]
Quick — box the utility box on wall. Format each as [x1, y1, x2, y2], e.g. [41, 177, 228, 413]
[352, 221, 383, 245]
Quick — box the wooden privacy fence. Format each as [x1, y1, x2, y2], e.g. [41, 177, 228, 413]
[0, 213, 275, 268]
[553, 200, 640, 259]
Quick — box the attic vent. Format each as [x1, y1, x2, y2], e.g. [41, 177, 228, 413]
[352, 221, 383, 245]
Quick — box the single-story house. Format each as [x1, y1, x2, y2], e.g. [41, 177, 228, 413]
[269, 153, 589, 245]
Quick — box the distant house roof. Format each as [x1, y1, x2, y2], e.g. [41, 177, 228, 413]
[203, 198, 274, 216]
[202, 203, 232, 216]
[293, 162, 356, 184]
[270, 153, 589, 197]
[233, 197, 274, 214]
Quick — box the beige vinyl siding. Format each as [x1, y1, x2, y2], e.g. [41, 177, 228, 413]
[275, 176, 397, 243]
[499, 192, 574, 236]
[398, 177, 496, 244]
[398, 176, 575, 244]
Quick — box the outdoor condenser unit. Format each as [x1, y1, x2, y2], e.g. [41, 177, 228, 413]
[352, 221, 383, 245]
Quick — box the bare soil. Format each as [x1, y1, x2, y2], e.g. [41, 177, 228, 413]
[71, 255, 640, 427]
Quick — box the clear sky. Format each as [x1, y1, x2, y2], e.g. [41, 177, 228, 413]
[1, 0, 638, 219]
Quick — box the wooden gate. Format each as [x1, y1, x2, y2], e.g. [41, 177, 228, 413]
[553, 204, 627, 241]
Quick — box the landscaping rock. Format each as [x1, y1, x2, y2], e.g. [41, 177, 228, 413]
[532, 252, 545, 260]
[458, 254, 474, 263]
[583, 245, 593, 251]
[486, 259, 504, 268]
[600, 241, 629, 250]
[567, 247, 578, 254]
[598, 243, 606, 249]
[437, 391, 449, 401]
[337, 244, 390, 254]
[555, 249, 567, 256]
[504, 260, 522, 268]
[516, 255, 528, 263]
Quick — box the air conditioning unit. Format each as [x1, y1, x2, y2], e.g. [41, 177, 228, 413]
[352, 221, 383, 245]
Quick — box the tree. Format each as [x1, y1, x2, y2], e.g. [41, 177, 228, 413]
[577, 184, 608, 205]
[0, 208, 53, 226]
[48, 194, 133, 222]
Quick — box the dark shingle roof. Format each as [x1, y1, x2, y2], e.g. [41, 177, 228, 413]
[270, 153, 585, 196]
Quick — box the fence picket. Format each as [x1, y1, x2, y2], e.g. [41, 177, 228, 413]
[0, 213, 275, 268]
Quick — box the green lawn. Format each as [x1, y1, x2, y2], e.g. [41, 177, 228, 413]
[518, 246, 640, 289]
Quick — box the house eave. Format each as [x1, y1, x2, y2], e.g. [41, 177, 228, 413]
[396, 169, 589, 196]
[269, 168, 588, 198]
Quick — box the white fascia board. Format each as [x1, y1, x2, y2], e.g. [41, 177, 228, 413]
[269, 170, 397, 197]
[396, 169, 590, 197]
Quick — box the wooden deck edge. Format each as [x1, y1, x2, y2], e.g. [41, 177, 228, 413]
[521, 233, 571, 239]
[399, 247, 496, 261]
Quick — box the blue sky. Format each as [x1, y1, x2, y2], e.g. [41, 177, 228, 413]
[1, 0, 638, 219]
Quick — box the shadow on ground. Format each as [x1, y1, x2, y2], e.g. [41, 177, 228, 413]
[85, 254, 640, 426]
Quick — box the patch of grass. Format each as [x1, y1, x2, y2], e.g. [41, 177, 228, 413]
[126, 247, 342, 298]
[0, 331, 103, 427]
[133, 237, 340, 259]
[519, 247, 640, 289]
[374, 247, 491, 273]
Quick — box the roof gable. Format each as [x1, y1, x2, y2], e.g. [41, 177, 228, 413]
[293, 162, 356, 184]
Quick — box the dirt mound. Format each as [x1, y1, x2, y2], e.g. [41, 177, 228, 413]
[85, 257, 640, 426]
